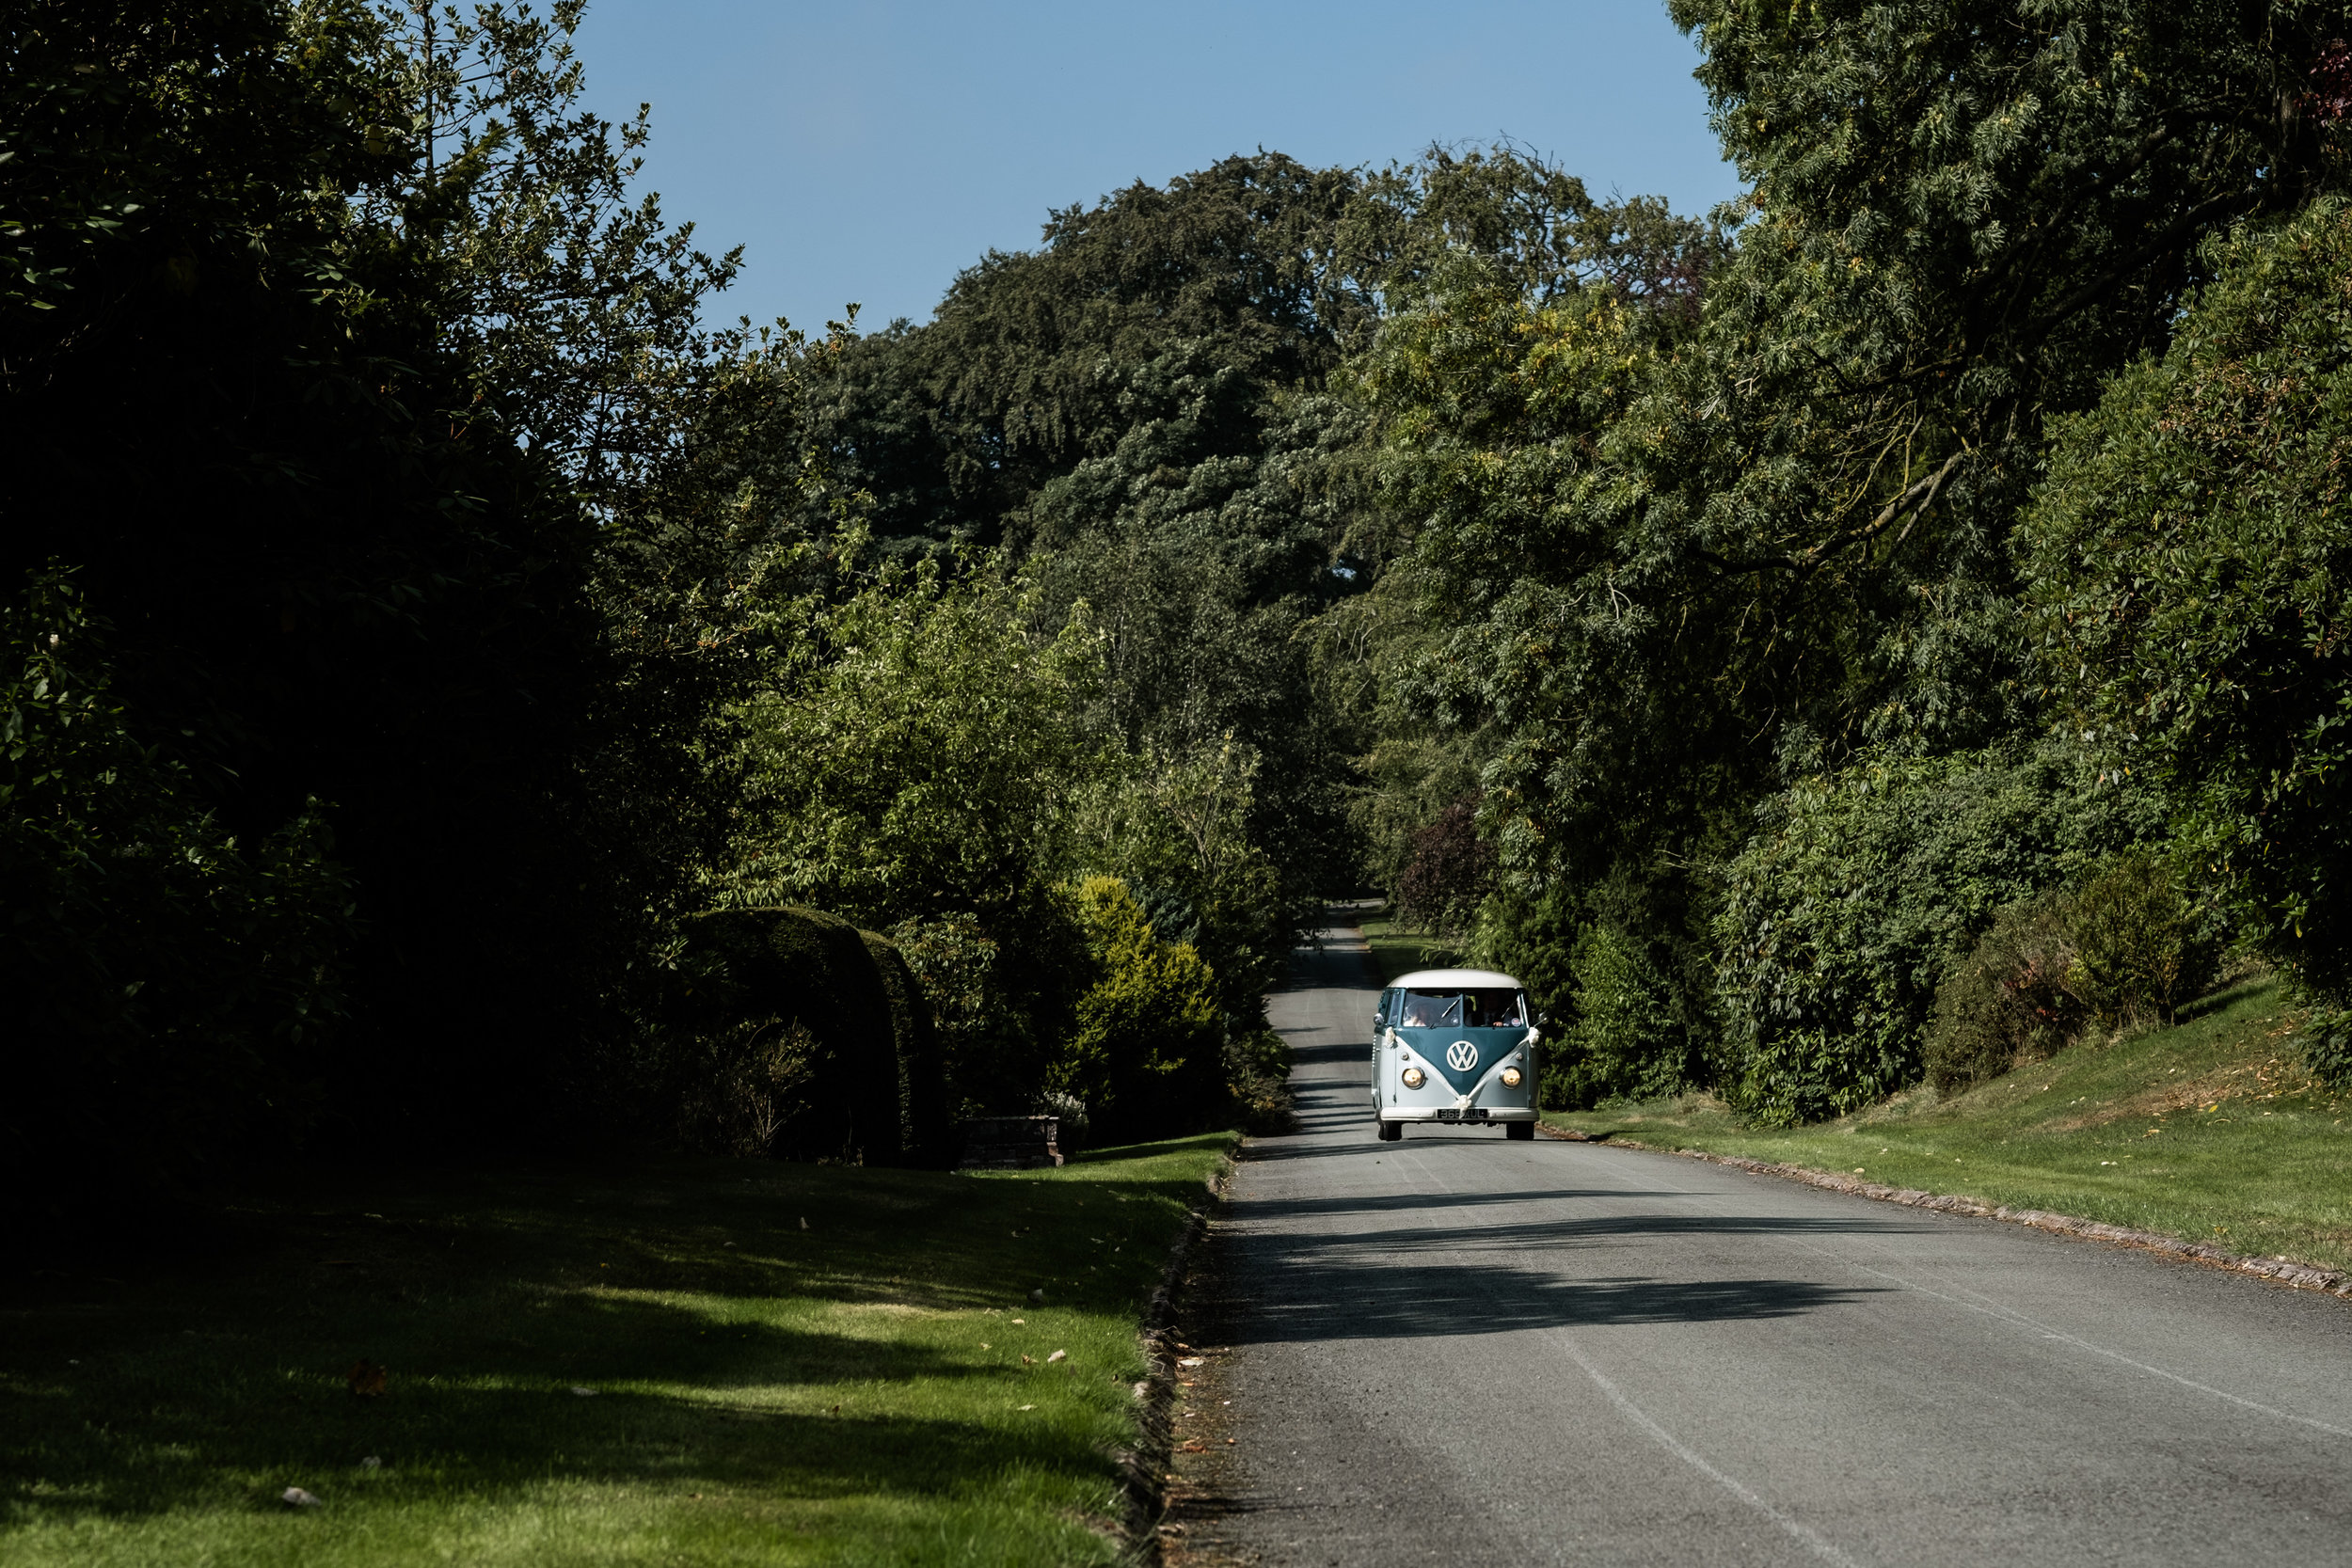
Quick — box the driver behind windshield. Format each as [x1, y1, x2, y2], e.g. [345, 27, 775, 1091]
[1398, 990, 1527, 1028]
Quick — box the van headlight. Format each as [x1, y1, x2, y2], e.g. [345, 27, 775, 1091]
[1401, 1066, 1425, 1089]
[1501, 1067, 1523, 1088]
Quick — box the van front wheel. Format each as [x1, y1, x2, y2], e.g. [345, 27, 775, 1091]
[1377, 1120, 1402, 1142]
[1506, 1120, 1535, 1142]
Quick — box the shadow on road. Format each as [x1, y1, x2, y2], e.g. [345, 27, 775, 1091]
[1217, 1252, 1885, 1340]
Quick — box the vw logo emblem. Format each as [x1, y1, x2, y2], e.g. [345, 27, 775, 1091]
[1445, 1039, 1480, 1073]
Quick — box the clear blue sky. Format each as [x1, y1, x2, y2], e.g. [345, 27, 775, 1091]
[572, 1, 1742, 335]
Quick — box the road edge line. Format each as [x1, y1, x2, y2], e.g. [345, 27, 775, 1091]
[1538, 1125, 2352, 1302]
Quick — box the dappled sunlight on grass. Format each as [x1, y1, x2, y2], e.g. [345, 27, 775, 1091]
[0, 1141, 1232, 1566]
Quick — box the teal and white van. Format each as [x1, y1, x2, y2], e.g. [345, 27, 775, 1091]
[1370, 968, 1540, 1141]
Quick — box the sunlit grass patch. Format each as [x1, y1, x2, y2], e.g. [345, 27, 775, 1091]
[1547, 978, 2352, 1274]
[1358, 912, 1467, 986]
[0, 1136, 1233, 1566]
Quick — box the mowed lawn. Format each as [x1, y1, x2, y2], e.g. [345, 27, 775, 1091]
[1357, 913, 1463, 986]
[1547, 979, 2352, 1275]
[0, 1135, 1232, 1568]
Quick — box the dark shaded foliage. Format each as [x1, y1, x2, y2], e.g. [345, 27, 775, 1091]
[678, 908, 904, 1164]
[2, 575, 358, 1212]
[864, 931, 951, 1169]
[1392, 797, 1493, 935]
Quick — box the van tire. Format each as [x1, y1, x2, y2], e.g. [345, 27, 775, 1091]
[1377, 1119, 1402, 1142]
[1506, 1120, 1535, 1142]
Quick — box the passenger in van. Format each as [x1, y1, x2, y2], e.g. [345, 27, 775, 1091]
[1403, 994, 1439, 1027]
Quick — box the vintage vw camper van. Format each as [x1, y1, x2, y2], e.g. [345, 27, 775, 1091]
[1370, 968, 1539, 1141]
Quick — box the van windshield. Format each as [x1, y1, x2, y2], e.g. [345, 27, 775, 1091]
[1398, 989, 1525, 1028]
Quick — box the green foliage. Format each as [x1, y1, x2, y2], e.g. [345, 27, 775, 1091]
[1716, 743, 2159, 1125]
[1349, 5, 2346, 1098]
[719, 552, 1102, 1113]
[2066, 849, 2217, 1030]
[725, 550, 1101, 925]
[1056, 877, 1225, 1143]
[2023, 198, 2352, 1026]
[1071, 738, 1289, 1024]
[675, 907, 903, 1164]
[1472, 886, 1581, 1027]
[1925, 894, 2087, 1097]
[1544, 924, 1693, 1111]
[3, 0, 764, 1169]
[1, 573, 356, 1201]
[1222, 1027, 1296, 1136]
[864, 930, 951, 1168]
[1926, 850, 2221, 1098]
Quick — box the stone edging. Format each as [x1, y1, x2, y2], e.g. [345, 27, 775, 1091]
[1542, 1127, 2352, 1301]
[1118, 1148, 1233, 1563]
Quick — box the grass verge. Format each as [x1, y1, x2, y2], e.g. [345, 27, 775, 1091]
[1356, 911, 1466, 987]
[0, 1133, 1233, 1567]
[1546, 978, 2352, 1275]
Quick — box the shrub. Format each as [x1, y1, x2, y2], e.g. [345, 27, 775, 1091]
[1924, 852, 2219, 1098]
[1924, 894, 2084, 1096]
[863, 931, 952, 1168]
[679, 907, 902, 1163]
[1715, 740, 2159, 1125]
[2064, 849, 2214, 1031]
[2301, 1007, 2352, 1091]
[2022, 197, 2352, 1022]
[1543, 924, 1692, 1109]
[1057, 877, 1225, 1143]
[1223, 1027, 1295, 1135]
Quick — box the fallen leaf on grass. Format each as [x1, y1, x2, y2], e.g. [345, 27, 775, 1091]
[358, 1457, 381, 1471]
[1176, 1356, 1205, 1368]
[1021, 1354, 1034, 1365]
[1047, 1350, 1066, 1363]
[570, 1386, 597, 1397]
[281, 1487, 321, 1508]
[346, 1360, 387, 1398]
[1018, 1403, 1036, 1411]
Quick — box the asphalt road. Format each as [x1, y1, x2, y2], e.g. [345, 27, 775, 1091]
[1168, 917, 2352, 1567]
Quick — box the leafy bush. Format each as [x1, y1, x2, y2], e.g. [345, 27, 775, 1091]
[1715, 742, 2159, 1125]
[1925, 852, 2219, 1098]
[1542, 923, 1692, 1109]
[1924, 894, 2085, 1096]
[678, 907, 902, 1164]
[2065, 849, 2215, 1031]
[2301, 1007, 2352, 1092]
[2021, 197, 2352, 1083]
[863, 932, 951, 1168]
[2, 573, 357, 1206]
[1056, 877, 1225, 1143]
[1223, 1027, 1296, 1135]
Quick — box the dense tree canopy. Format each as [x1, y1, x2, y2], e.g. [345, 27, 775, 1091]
[16, 0, 2352, 1205]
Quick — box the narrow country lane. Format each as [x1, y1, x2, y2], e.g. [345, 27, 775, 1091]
[1169, 915, 2352, 1567]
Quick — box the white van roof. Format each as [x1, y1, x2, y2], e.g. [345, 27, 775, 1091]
[1391, 968, 1523, 990]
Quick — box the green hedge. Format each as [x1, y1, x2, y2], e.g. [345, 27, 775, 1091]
[683, 907, 941, 1165]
